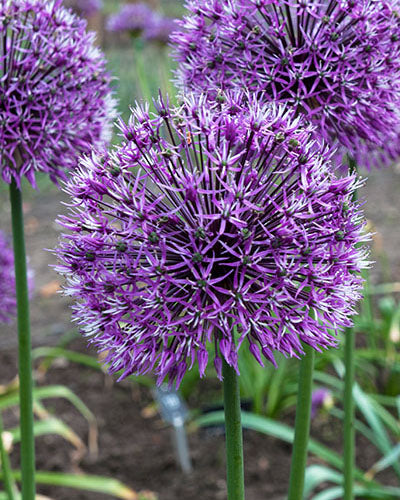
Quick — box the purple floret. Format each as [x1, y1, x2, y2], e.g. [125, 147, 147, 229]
[172, 0, 400, 169]
[55, 92, 369, 387]
[0, 0, 116, 188]
[106, 3, 154, 34]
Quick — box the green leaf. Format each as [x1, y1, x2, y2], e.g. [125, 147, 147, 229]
[356, 349, 400, 366]
[369, 398, 400, 439]
[33, 344, 154, 390]
[353, 384, 400, 478]
[313, 485, 400, 500]
[304, 465, 400, 499]
[0, 494, 51, 500]
[0, 386, 98, 456]
[0, 386, 95, 424]
[33, 347, 101, 372]
[329, 407, 377, 445]
[312, 486, 343, 500]
[8, 471, 140, 499]
[304, 465, 342, 497]
[367, 443, 400, 478]
[313, 371, 343, 392]
[265, 357, 288, 417]
[0, 413, 19, 500]
[368, 394, 400, 421]
[238, 356, 255, 402]
[8, 417, 84, 451]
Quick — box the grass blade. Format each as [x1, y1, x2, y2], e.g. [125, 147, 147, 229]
[312, 486, 343, 500]
[8, 418, 84, 452]
[0, 386, 94, 425]
[0, 386, 98, 458]
[353, 384, 400, 478]
[0, 414, 19, 500]
[32, 347, 101, 374]
[6, 471, 142, 499]
[366, 443, 400, 479]
[304, 465, 341, 497]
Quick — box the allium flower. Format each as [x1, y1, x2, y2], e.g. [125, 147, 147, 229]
[106, 3, 154, 35]
[0, 0, 116, 188]
[311, 388, 333, 418]
[144, 15, 177, 45]
[64, 0, 103, 17]
[106, 3, 176, 47]
[172, 0, 400, 168]
[55, 93, 368, 387]
[0, 231, 33, 324]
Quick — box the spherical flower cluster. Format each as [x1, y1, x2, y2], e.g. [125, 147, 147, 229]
[144, 15, 176, 45]
[106, 3, 153, 35]
[64, 0, 103, 17]
[172, 0, 400, 168]
[55, 93, 368, 387]
[0, 0, 116, 188]
[107, 3, 176, 45]
[0, 231, 33, 324]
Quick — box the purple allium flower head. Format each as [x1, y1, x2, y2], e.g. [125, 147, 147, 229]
[172, 0, 400, 169]
[55, 92, 369, 387]
[63, 0, 103, 17]
[106, 3, 154, 34]
[0, 231, 34, 324]
[144, 15, 177, 45]
[311, 388, 333, 418]
[0, 0, 116, 189]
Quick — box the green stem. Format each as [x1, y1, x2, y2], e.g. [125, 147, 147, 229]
[9, 181, 35, 500]
[343, 155, 358, 500]
[287, 343, 315, 500]
[344, 326, 355, 500]
[0, 413, 18, 500]
[223, 361, 245, 500]
[362, 269, 375, 351]
[132, 39, 153, 103]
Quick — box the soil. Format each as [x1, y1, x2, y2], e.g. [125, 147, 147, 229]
[0, 166, 399, 499]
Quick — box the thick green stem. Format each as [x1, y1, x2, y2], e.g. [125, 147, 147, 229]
[9, 181, 35, 500]
[287, 344, 315, 500]
[223, 361, 245, 500]
[343, 326, 355, 500]
[0, 413, 18, 500]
